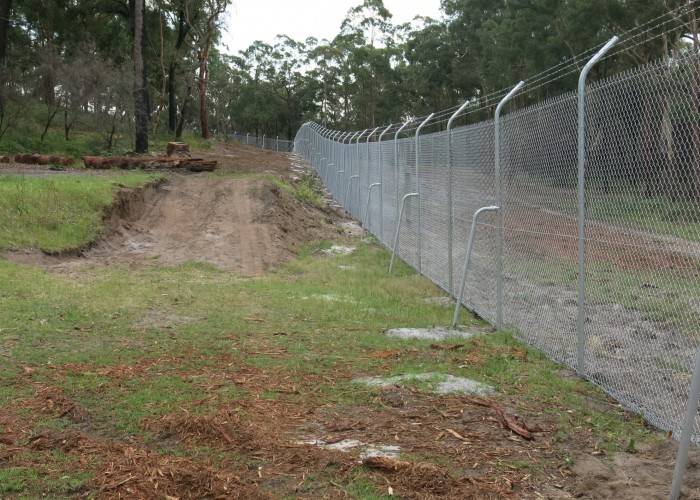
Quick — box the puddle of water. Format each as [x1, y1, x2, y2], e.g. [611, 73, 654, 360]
[354, 372, 495, 396]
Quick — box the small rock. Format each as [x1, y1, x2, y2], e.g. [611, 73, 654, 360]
[386, 327, 481, 341]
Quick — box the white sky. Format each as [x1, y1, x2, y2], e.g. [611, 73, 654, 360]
[221, 0, 443, 55]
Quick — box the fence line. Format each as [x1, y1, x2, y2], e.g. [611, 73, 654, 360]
[230, 132, 294, 153]
[294, 47, 700, 459]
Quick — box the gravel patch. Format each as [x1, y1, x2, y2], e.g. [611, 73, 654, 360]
[385, 327, 483, 341]
[322, 245, 356, 256]
[354, 372, 495, 396]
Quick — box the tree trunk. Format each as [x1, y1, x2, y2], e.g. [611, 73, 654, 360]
[133, 0, 148, 153]
[198, 49, 209, 139]
[0, 0, 11, 67]
[41, 102, 60, 141]
[176, 80, 193, 139]
[168, 61, 177, 132]
[0, 0, 11, 126]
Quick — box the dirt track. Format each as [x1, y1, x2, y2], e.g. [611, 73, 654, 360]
[82, 175, 333, 274]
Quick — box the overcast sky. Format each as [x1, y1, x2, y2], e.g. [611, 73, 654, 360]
[221, 0, 443, 55]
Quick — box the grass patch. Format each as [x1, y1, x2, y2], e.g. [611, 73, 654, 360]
[0, 173, 160, 252]
[0, 207, 667, 496]
[270, 172, 324, 208]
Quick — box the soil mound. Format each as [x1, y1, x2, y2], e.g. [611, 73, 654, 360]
[6, 175, 338, 275]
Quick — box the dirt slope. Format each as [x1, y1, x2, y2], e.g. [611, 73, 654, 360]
[81, 176, 335, 274]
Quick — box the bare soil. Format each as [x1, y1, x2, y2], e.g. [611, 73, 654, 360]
[85, 175, 336, 274]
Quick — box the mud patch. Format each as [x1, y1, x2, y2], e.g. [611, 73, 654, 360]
[385, 327, 483, 341]
[353, 372, 495, 396]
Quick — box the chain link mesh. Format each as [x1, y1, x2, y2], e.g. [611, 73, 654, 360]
[230, 133, 294, 152]
[294, 50, 700, 439]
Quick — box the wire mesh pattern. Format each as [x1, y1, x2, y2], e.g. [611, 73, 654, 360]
[230, 133, 294, 152]
[294, 50, 700, 440]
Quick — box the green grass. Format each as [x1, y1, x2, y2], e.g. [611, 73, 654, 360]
[593, 190, 700, 242]
[270, 172, 325, 208]
[0, 104, 212, 158]
[0, 173, 667, 497]
[0, 173, 161, 252]
[0, 240, 658, 450]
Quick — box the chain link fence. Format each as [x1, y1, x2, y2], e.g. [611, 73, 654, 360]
[294, 49, 700, 442]
[230, 133, 294, 152]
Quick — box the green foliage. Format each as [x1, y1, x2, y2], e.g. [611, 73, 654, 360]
[0, 0, 686, 147]
[0, 468, 39, 494]
[0, 173, 160, 252]
[271, 173, 325, 209]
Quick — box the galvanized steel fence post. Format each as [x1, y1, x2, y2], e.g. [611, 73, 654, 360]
[495, 82, 524, 330]
[394, 121, 411, 228]
[365, 127, 381, 229]
[576, 36, 618, 374]
[670, 346, 700, 500]
[415, 113, 435, 274]
[355, 130, 368, 218]
[447, 100, 471, 297]
[377, 124, 393, 243]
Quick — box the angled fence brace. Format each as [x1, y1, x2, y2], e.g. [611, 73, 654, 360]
[577, 35, 618, 374]
[326, 163, 335, 187]
[447, 99, 471, 297]
[389, 192, 419, 273]
[335, 169, 345, 202]
[319, 157, 327, 181]
[495, 81, 525, 330]
[345, 175, 360, 214]
[415, 113, 435, 273]
[363, 183, 382, 229]
[670, 346, 700, 500]
[452, 205, 500, 327]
